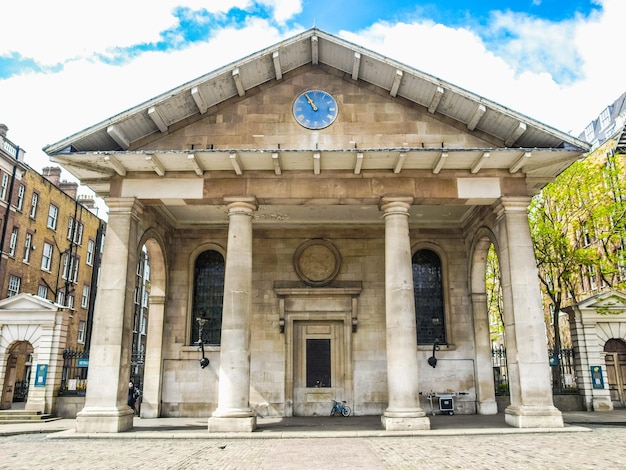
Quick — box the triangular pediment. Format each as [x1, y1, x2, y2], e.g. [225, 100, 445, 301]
[576, 290, 626, 315]
[44, 28, 589, 198]
[0, 293, 60, 312]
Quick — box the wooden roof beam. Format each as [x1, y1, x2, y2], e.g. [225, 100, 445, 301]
[272, 51, 282, 80]
[191, 86, 208, 114]
[188, 154, 204, 176]
[354, 152, 363, 175]
[390, 70, 403, 97]
[313, 152, 321, 175]
[432, 152, 448, 174]
[505, 122, 527, 147]
[145, 154, 165, 176]
[352, 52, 361, 80]
[470, 151, 490, 174]
[510, 151, 532, 173]
[230, 152, 243, 175]
[467, 104, 486, 131]
[103, 155, 126, 176]
[232, 68, 245, 97]
[148, 106, 168, 133]
[272, 152, 282, 175]
[106, 125, 130, 150]
[428, 87, 444, 114]
[394, 152, 406, 174]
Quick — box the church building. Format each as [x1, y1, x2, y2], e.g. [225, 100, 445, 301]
[43, 29, 590, 433]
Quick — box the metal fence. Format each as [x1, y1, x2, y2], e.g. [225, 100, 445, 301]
[58, 349, 89, 396]
[492, 346, 578, 395]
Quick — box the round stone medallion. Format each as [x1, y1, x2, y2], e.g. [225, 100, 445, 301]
[294, 239, 341, 287]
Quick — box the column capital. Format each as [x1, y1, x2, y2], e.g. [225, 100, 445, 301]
[103, 197, 144, 219]
[224, 196, 258, 215]
[494, 196, 532, 220]
[379, 196, 413, 215]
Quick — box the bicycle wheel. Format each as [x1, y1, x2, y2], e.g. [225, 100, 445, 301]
[341, 405, 351, 417]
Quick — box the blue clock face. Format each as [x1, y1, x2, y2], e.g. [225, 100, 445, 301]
[293, 90, 338, 130]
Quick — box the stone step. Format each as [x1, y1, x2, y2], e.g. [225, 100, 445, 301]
[0, 410, 60, 424]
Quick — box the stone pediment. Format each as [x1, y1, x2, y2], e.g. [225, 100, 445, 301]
[43, 28, 589, 198]
[575, 290, 626, 316]
[0, 293, 59, 312]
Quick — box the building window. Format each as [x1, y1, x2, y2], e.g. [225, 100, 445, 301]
[22, 232, 32, 263]
[67, 295, 75, 310]
[86, 239, 95, 265]
[413, 249, 446, 344]
[191, 250, 225, 346]
[62, 253, 79, 283]
[16, 184, 25, 211]
[1, 173, 9, 201]
[600, 107, 611, 130]
[9, 227, 18, 257]
[77, 321, 86, 344]
[67, 217, 84, 245]
[57, 290, 65, 306]
[30, 192, 39, 219]
[81, 284, 90, 308]
[41, 242, 53, 271]
[47, 204, 58, 229]
[8, 275, 21, 297]
[584, 123, 595, 143]
[38, 285, 48, 299]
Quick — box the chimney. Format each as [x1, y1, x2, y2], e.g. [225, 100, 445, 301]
[42, 167, 62, 186]
[59, 181, 78, 200]
[0, 123, 7, 137]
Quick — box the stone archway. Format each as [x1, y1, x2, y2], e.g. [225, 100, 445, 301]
[137, 234, 167, 418]
[1, 341, 33, 409]
[468, 229, 499, 415]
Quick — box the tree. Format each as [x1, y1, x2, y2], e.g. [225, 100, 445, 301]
[528, 143, 626, 388]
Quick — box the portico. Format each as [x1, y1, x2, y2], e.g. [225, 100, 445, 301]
[44, 28, 589, 433]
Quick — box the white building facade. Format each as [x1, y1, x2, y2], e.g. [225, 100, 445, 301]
[44, 29, 589, 433]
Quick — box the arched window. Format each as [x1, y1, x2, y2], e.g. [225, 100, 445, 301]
[413, 249, 446, 344]
[191, 250, 225, 346]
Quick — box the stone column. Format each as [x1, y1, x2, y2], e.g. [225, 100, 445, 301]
[496, 198, 563, 428]
[76, 198, 142, 433]
[140, 295, 166, 418]
[379, 197, 430, 431]
[471, 293, 498, 415]
[208, 197, 258, 432]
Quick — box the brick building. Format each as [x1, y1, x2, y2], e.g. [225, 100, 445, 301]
[0, 124, 105, 413]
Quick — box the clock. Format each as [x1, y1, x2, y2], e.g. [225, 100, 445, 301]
[293, 89, 338, 130]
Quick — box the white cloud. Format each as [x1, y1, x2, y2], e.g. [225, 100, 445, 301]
[1, 0, 624, 177]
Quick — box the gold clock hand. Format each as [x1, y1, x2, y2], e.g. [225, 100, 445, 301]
[304, 93, 318, 111]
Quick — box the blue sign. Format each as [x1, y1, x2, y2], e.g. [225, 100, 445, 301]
[35, 364, 48, 387]
[591, 366, 604, 389]
[549, 356, 558, 366]
[77, 358, 89, 368]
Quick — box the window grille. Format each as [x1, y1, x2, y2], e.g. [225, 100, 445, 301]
[191, 250, 225, 345]
[413, 249, 446, 344]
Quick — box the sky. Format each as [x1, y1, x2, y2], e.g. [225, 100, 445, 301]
[1, 0, 623, 188]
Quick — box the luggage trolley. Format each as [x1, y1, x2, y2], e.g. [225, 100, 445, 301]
[427, 392, 456, 415]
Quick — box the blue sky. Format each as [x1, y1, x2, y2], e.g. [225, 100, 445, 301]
[0, 0, 621, 179]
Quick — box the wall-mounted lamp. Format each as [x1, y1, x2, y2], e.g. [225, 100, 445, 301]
[428, 340, 441, 368]
[279, 318, 285, 333]
[196, 317, 210, 369]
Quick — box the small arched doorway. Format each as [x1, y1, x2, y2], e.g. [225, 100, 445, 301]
[604, 339, 626, 408]
[1, 341, 34, 409]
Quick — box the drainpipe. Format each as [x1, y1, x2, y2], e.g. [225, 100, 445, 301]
[0, 148, 20, 292]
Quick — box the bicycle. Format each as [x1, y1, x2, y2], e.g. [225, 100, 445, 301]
[330, 399, 351, 417]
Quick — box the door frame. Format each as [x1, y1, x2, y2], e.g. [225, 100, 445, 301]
[275, 283, 361, 417]
[604, 338, 626, 408]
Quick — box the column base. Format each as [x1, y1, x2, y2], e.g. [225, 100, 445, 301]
[208, 416, 257, 432]
[477, 399, 498, 415]
[76, 407, 134, 433]
[381, 412, 430, 431]
[504, 405, 563, 428]
[592, 396, 614, 411]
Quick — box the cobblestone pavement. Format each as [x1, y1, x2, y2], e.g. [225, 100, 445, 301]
[1, 424, 626, 470]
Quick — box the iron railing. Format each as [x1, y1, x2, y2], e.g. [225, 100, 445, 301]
[492, 346, 578, 395]
[58, 349, 89, 396]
